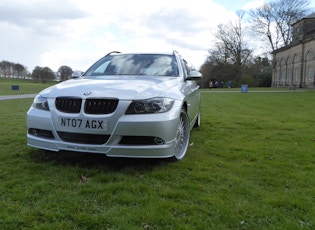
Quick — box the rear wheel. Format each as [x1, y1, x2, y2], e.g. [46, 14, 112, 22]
[173, 109, 190, 161]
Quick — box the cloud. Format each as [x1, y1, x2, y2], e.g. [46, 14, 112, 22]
[243, 0, 265, 10]
[0, 0, 237, 72]
[0, 0, 87, 31]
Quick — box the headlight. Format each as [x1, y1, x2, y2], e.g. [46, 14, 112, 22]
[126, 98, 174, 114]
[33, 95, 50, 111]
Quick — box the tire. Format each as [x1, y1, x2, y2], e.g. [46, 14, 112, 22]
[173, 108, 190, 161]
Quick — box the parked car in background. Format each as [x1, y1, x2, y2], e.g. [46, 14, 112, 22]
[27, 51, 202, 160]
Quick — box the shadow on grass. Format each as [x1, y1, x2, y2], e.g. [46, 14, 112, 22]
[29, 149, 173, 172]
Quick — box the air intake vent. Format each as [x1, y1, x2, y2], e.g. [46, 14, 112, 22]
[84, 98, 118, 114]
[57, 132, 110, 145]
[55, 97, 82, 113]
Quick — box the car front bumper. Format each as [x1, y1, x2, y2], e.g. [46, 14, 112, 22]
[27, 101, 182, 158]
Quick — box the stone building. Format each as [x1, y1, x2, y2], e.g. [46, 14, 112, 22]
[272, 13, 315, 88]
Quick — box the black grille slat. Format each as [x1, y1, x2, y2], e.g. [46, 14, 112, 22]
[57, 132, 110, 145]
[55, 97, 82, 113]
[120, 136, 157, 145]
[84, 99, 118, 114]
[55, 97, 118, 114]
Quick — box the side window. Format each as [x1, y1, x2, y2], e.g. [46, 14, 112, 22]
[94, 61, 110, 75]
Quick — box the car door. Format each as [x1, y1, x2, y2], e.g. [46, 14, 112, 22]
[178, 57, 200, 125]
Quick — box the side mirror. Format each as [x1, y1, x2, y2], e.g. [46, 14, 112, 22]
[71, 71, 83, 78]
[186, 70, 203, 80]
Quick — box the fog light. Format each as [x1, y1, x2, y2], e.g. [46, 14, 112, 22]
[154, 137, 165, 145]
[28, 128, 54, 139]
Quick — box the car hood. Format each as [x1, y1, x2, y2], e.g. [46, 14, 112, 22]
[40, 76, 182, 100]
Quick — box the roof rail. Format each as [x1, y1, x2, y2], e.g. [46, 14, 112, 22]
[105, 51, 121, 56]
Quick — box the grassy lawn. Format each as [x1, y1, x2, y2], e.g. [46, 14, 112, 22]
[0, 85, 314, 229]
[0, 78, 56, 95]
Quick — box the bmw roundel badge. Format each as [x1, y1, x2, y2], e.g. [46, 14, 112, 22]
[83, 91, 92, 96]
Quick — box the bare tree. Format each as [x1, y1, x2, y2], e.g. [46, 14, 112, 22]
[58, 65, 73, 81]
[32, 66, 55, 83]
[0, 61, 28, 78]
[209, 11, 252, 83]
[32, 66, 43, 82]
[14, 63, 25, 78]
[250, 0, 311, 52]
[43, 67, 55, 82]
[0, 61, 12, 77]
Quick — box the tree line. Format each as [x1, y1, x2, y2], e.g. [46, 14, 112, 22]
[199, 0, 312, 88]
[0, 61, 28, 79]
[0, 60, 74, 83]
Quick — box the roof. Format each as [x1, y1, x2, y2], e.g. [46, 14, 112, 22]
[104, 51, 178, 57]
[305, 13, 315, 18]
[292, 12, 315, 25]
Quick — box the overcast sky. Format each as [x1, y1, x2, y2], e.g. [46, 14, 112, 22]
[0, 0, 314, 72]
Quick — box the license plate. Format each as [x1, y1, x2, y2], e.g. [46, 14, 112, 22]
[60, 117, 107, 130]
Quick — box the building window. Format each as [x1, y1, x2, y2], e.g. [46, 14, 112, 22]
[294, 68, 300, 83]
[307, 65, 313, 82]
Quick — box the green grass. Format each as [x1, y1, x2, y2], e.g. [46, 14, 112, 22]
[0, 87, 314, 229]
[0, 78, 56, 95]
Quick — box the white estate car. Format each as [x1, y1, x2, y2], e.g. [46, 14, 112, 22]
[27, 51, 202, 160]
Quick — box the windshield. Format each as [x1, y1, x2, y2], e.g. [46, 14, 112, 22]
[84, 54, 179, 77]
